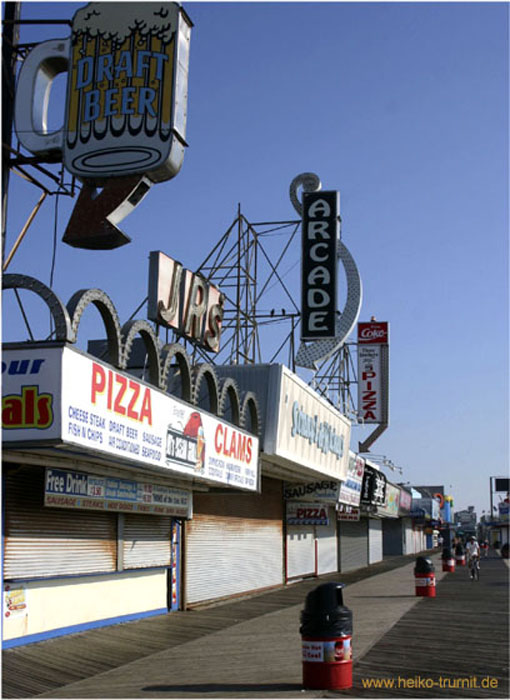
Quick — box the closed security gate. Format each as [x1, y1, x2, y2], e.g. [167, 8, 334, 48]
[368, 518, 383, 564]
[287, 524, 316, 579]
[3, 464, 117, 579]
[415, 528, 425, 553]
[185, 478, 283, 605]
[122, 514, 171, 569]
[404, 519, 415, 554]
[383, 518, 404, 556]
[339, 518, 368, 572]
[286, 507, 338, 579]
[317, 507, 338, 575]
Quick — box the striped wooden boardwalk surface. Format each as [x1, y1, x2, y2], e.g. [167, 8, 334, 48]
[351, 555, 509, 697]
[2, 553, 417, 698]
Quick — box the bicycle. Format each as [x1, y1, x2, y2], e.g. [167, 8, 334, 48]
[468, 555, 480, 581]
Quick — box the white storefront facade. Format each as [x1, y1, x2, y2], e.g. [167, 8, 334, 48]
[2, 342, 260, 646]
[214, 363, 352, 584]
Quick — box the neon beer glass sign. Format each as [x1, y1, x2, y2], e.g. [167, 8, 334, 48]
[15, 3, 192, 183]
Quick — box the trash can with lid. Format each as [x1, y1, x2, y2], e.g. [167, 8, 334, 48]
[455, 543, 466, 566]
[441, 547, 455, 572]
[414, 556, 436, 597]
[300, 582, 353, 690]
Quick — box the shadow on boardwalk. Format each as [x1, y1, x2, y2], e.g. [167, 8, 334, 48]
[350, 555, 509, 698]
[2, 553, 508, 699]
[1, 553, 419, 699]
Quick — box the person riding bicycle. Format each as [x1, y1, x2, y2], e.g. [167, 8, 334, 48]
[466, 536, 480, 579]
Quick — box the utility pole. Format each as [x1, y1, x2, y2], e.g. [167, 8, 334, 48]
[2, 1, 21, 265]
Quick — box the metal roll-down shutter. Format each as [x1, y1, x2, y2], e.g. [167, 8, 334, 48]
[403, 518, 414, 554]
[287, 524, 316, 579]
[122, 514, 172, 569]
[3, 464, 116, 579]
[338, 518, 368, 572]
[382, 517, 404, 556]
[185, 478, 283, 605]
[368, 518, 383, 564]
[316, 507, 338, 575]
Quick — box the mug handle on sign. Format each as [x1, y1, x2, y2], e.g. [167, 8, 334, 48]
[15, 39, 70, 157]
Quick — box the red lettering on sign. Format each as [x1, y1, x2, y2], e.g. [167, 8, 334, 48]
[294, 507, 328, 520]
[114, 374, 127, 415]
[91, 362, 152, 425]
[214, 424, 253, 464]
[215, 424, 223, 453]
[2, 386, 54, 429]
[127, 380, 140, 420]
[91, 364, 106, 403]
[139, 389, 152, 424]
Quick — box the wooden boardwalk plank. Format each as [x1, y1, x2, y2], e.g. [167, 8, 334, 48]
[2, 554, 416, 698]
[6, 554, 507, 699]
[351, 556, 509, 698]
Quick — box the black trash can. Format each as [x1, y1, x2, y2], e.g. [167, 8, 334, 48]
[454, 543, 466, 566]
[300, 582, 353, 690]
[414, 557, 436, 597]
[441, 547, 455, 572]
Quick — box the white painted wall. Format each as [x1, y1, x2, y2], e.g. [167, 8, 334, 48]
[3, 569, 167, 641]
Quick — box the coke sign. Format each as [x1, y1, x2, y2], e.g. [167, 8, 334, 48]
[358, 322, 388, 344]
[357, 321, 389, 424]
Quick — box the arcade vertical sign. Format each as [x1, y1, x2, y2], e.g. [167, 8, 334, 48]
[301, 191, 339, 339]
[357, 321, 389, 424]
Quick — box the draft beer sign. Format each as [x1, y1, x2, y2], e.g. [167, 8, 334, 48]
[301, 191, 339, 340]
[15, 2, 192, 183]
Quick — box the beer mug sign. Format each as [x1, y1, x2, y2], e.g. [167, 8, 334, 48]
[15, 3, 192, 184]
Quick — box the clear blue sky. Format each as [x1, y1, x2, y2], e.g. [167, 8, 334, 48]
[3, 1, 509, 518]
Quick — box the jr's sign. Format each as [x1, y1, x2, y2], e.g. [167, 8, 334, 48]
[148, 251, 225, 352]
